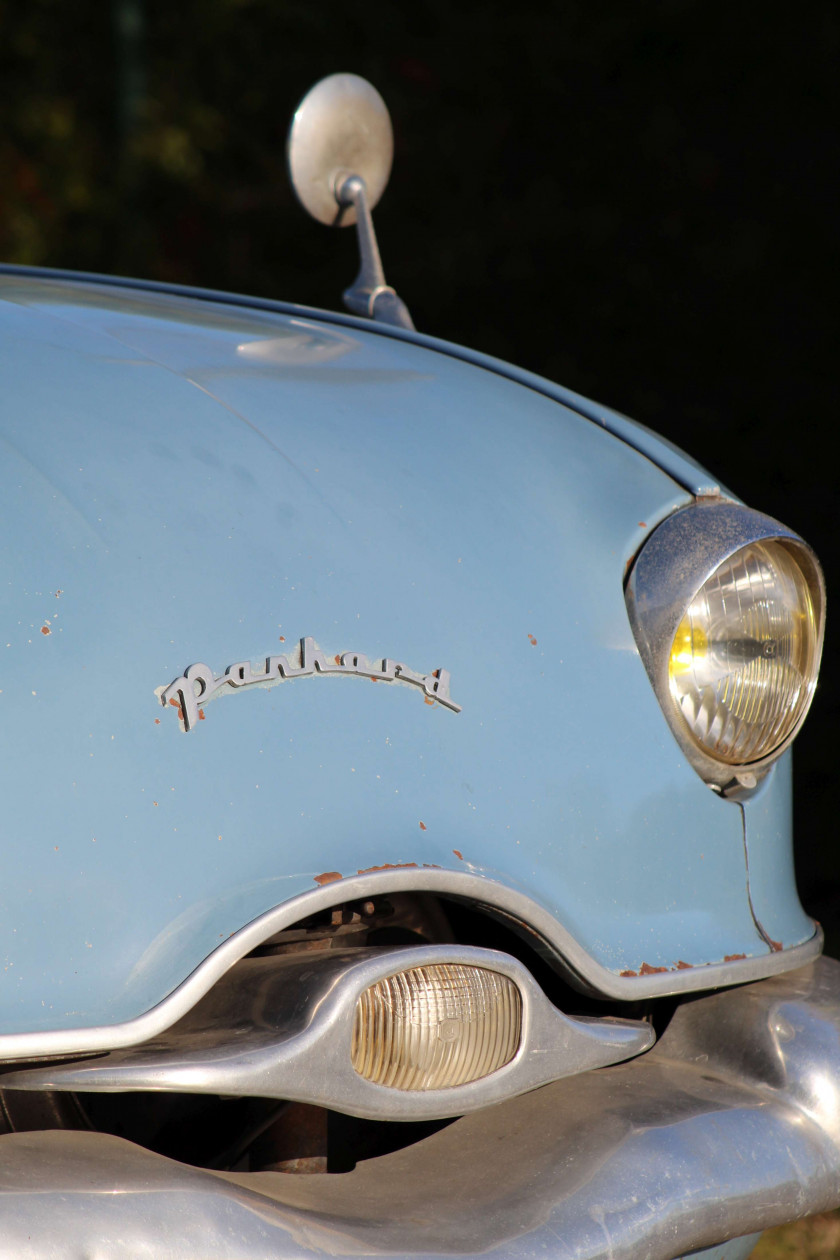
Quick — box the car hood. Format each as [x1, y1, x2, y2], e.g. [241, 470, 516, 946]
[0, 274, 814, 1036]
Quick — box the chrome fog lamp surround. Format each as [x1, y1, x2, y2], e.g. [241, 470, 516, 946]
[0, 945, 654, 1122]
[625, 502, 825, 791]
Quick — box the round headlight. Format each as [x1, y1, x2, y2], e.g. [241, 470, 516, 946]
[668, 540, 820, 764]
[626, 503, 825, 789]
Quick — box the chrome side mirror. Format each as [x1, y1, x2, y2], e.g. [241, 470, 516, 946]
[287, 73, 414, 330]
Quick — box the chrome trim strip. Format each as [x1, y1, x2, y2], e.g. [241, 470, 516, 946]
[0, 869, 822, 1062]
[1, 959, 839, 1260]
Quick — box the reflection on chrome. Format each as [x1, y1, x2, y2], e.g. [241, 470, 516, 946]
[801, 1069, 840, 1133]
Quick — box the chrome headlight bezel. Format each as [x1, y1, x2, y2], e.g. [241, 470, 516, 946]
[625, 502, 825, 792]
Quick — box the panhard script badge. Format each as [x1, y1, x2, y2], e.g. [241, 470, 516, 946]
[159, 636, 462, 732]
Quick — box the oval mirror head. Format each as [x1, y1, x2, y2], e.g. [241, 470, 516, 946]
[287, 74, 394, 227]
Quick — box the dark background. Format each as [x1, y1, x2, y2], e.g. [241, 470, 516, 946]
[2, 2, 838, 949]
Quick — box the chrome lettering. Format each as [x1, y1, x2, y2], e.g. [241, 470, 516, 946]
[160, 637, 461, 730]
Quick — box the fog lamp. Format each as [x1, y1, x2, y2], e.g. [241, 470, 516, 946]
[351, 963, 521, 1090]
[668, 540, 821, 764]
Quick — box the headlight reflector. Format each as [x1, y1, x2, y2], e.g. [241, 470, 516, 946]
[351, 963, 521, 1090]
[668, 540, 820, 764]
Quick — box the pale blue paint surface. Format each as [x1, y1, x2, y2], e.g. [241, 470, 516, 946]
[0, 274, 810, 1032]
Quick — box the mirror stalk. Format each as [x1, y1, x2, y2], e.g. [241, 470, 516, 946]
[336, 175, 414, 330]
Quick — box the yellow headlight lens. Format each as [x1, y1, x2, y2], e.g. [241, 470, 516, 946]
[351, 964, 521, 1090]
[668, 540, 820, 765]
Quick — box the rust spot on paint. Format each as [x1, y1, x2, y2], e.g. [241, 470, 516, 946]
[419, 821, 427, 830]
[334, 655, 341, 665]
[198, 709, 206, 721]
[279, 636, 286, 642]
[528, 634, 537, 645]
[370, 675, 379, 682]
[423, 862, 442, 869]
[154, 718, 161, 725]
[314, 871, 343, 886]
[638, 521, 647, 528]
[620, 969, 638, 977]
[153, 801, 159, 807]
[424, 696, 436, 706]
[639, 962, 668, 975]
[357, 862, 419, 874]
[40, 625, 51, 635]
[168, 698, 180, 708]
[452, 849, 464, 861]
[724, 953, 747, 962]
[54, 589, 62, 598]
[676, 960, 694, 969]
[770, 939, 783, 953]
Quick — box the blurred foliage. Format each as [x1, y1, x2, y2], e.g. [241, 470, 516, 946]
[2, 2, 836, 425]
[0, 0, 838, 932]
[753, 1211, 840, 1260]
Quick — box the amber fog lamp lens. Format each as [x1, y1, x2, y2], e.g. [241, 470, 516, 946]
[668, 540, 822, 765]
[351, 964, 521, 1090]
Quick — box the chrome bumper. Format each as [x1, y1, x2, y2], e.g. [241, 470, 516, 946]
[2, 957, 839, 1260]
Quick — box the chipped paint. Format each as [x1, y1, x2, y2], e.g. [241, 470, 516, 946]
[620, 954, 757, 976]
[357, 862, 419, 874]
[314, 872, 343, 886]
[621, 963, 673, 977]
[167, 696, 185, 723]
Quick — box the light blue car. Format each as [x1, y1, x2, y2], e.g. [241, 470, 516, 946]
[0, 75, 836, 1260]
